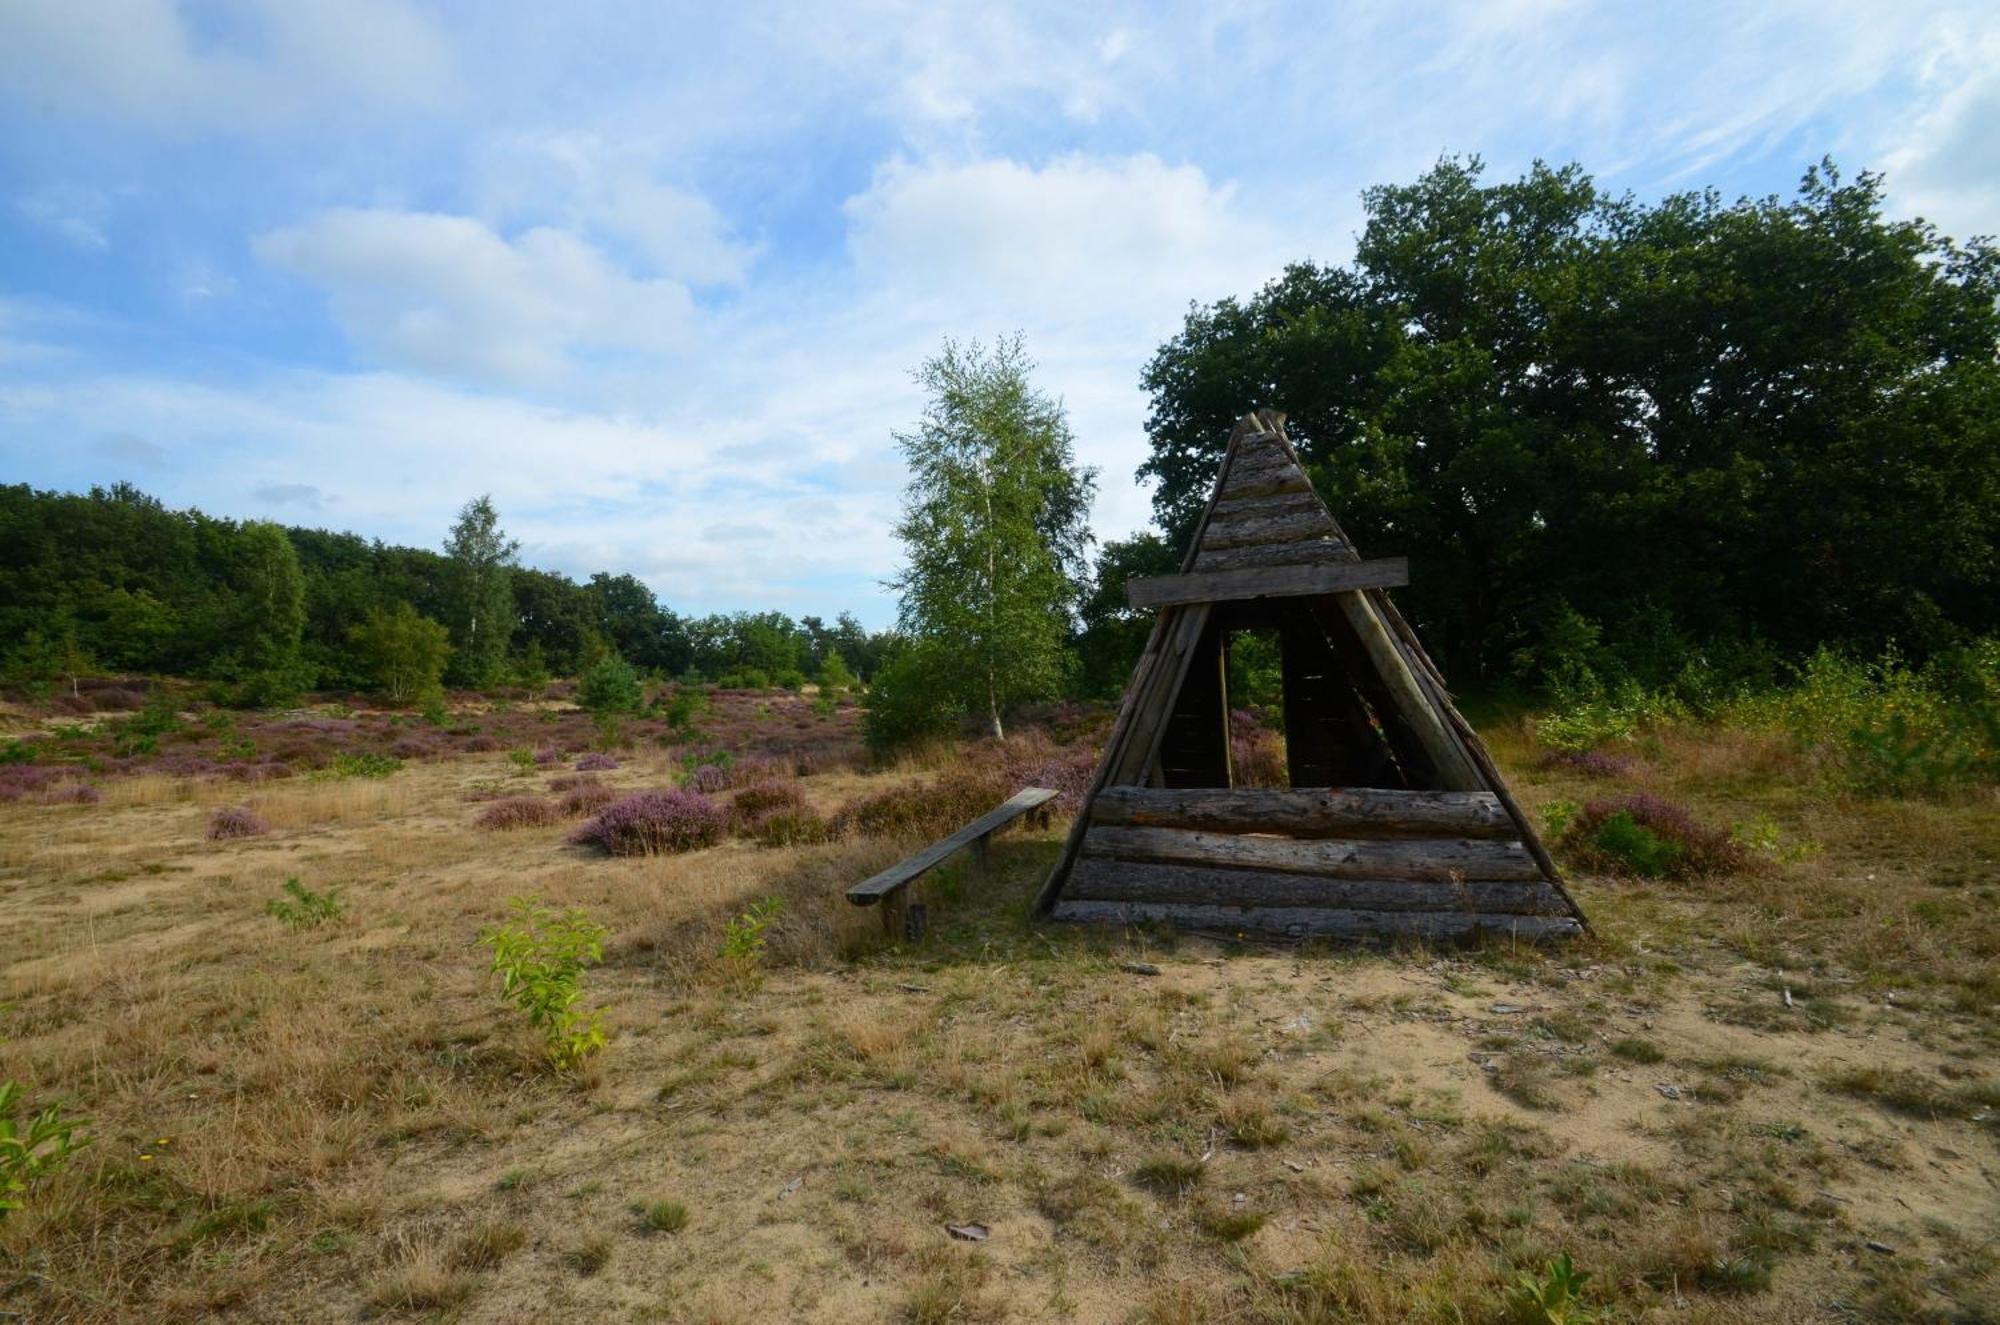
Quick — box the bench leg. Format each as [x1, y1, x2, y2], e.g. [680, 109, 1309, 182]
[881, 889, 906, 940]
[970, 833, 991, 879]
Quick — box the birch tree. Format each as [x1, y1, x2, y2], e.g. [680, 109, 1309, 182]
[444, 495, 520, 688]
[889, 337, 1096, 740]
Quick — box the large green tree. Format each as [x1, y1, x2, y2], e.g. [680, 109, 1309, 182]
[443, 495, 521, 688]
[888, 336, 1097, 740]
[1140, 158, 2000, 684]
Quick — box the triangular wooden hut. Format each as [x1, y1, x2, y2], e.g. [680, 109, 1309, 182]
[1037, 409, 1587, 940]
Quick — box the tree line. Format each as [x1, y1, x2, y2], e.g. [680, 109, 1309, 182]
[0, 483, 894, 705]
[878, 158, 1998, 747]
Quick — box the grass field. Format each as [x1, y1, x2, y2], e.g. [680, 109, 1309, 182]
[1, 692, 1995, 1323]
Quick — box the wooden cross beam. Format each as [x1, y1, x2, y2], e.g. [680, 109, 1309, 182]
[1126, 557, 1409, 610]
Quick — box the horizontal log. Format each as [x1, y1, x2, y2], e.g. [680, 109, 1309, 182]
[1202, 507, 1338, 551]
[1215, 470, 1313, 505]
[1192, 539, 1348, 573]
[848, 787, 1059, 903]
[1080, 824, 1540, 880]
[1220, 443, 1304, 489]
[1048, 898, 1584, 941]
[1210, 488, 1324, 521]
[1066, 858, 1569, 912]
[1127, 558, 1409, 610]
[1090, 785, 1515, 839]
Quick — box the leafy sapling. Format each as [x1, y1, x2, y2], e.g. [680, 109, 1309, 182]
[482, 898, 610, 1073]
[0, 1080, 89, 1222]
[268, 877, 345, 930]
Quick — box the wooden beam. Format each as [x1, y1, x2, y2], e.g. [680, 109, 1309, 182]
[1128, 558, 1409, 610]
[1079, 825, 1541, 881]
[1065, 858, 1571, 913]
[848, 787, 1058, 904]
[1047, 898, 1584, 941]
[1088, 785, 1515, 838]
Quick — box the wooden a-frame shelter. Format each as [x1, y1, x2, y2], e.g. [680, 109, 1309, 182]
[1036, 409, 1588, 941]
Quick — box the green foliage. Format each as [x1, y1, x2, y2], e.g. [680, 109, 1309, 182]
[1141, 158, 2000, 682]
[886, 335, 1097, 742]
[658, 685, 708, 735]
[863, 642, 960, 754]
[224, 521, 312, 707]
[719, 896, 782, 965]
[0, 1080, 89, 1222]
[347, 602, 452, 703]
[481, 898, 609, 1073]
[311, 752, 403, 780]
[443, 494, 520, 688]
[578, 653, 642, 719]
[1586, 811, 1683, 879]
[267, 877, 344, 930]
[643, 1199, 689, 1233]
[1509, 1252, 1595, 1324]
[817, 651, 856, 695]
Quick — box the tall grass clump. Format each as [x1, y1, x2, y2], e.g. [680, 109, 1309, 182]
[569, 790, 726, 856]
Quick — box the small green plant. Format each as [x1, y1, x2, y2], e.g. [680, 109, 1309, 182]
[267, 877, 344, 930]
[659, 686, 708, 735]
[1511, 1251, 1594, 1324]
[507, 747, 537, 772]
[311, 751, 403, 780]
[482, 898, 610, 1073]
[218, 734, 258, 761]
[1541, 799, 1579, 837]
[1588, 810, 1683, 878]
[719, 897, 783, 972]
[642, 1199, 689, 1233]
[1, 1081, 89, 1221]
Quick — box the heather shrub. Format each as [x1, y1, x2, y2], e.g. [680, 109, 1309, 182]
[0, 766, 61, 803]
[460, 734, 499, 753]
[388, 738, 437, 760]
[207, 806, 269, 841]
[574, 752, 619, 772]
[833, 767, 1013, 841]
[532, 746, 563, 767]
[752, 810, 836, 847]
[1539, 748, 1635, 778]
[1558, 793, 1745, 880]
[569, 790, 726, 856]
[38, 783, 101, 805]
[729, 780, 806, 829]
[478, 797, 563, 831]
[555, 782, 619, 818]
[686, 763, 728, 794]
[1228, 708, 1288, 789]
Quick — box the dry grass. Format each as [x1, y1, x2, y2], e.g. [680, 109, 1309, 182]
[1, 716, 1995, 1322]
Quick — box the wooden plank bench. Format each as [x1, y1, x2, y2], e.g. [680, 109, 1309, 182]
[846, 787, 1060, 939]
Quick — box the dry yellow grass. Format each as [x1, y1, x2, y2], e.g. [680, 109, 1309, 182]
[1, 735, 1996, 1322]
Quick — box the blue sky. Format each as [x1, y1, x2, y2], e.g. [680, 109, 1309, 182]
[3, 1, 1996, 627]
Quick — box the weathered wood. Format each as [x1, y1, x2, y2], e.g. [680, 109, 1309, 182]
[1079, 825, 1541, 880]
[1377, 599, 1590, 930]
[848, 787, 1059, 905]
[1209, 488, 1324, 521]
[1313, 593, 1482, 791]
[1112, 603, 1214, 785]
[1214, 470, 1313, 505]
[1089, 785, 1515, 838]
[1048, 898, 1584, 941]
[1065, 858, 1570, 912]
[1128, 558, 1408, 610]
[1192, 539, 1348, 573]
[1156, 616, 1232, 788]
[1277, 611, 1400, 787]
[1201, 507, 1339, 551]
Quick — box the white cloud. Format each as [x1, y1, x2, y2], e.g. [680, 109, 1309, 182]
[16, 184, 115, 250]
[0, 0, 455, 133]
[1880, 25, 2000, 241]
[844, 153, 1293, 320]
[255, 209, 699, 385]
[472, 132, 758, 286]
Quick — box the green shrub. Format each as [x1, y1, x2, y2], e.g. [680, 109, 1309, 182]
[1557, 794, 1744, 880]
[267, 877, 344, 930]
[578, 654, 642, 719]
[862, 645, 958, 755]
[720, 897, 782, 973]
[311, 752, 403, 780]
[482, 898, 609, 1073]
[1509, 1251, 1595, 1324]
